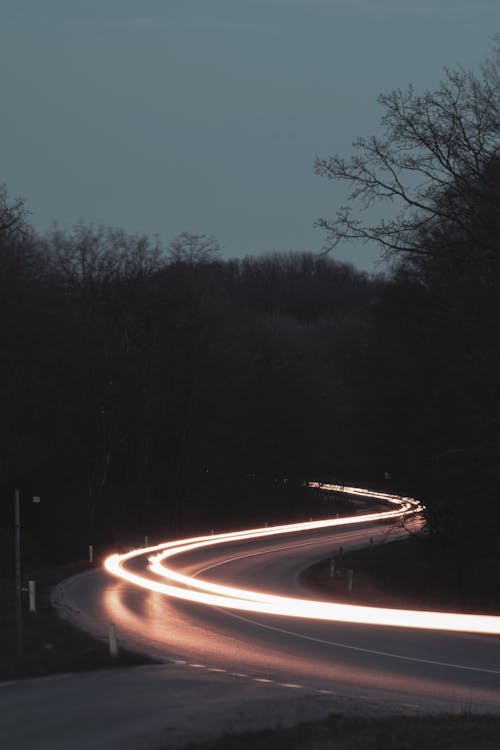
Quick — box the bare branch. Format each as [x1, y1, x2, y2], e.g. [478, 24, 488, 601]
[0, 184, 30, 241]
[315, 45, 500, 263]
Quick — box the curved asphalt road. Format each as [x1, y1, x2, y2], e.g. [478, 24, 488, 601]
[4, 513, 499, 750]
[57, 515, 500, 711]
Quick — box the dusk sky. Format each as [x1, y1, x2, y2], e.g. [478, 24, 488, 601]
[2, 1, 499, 270]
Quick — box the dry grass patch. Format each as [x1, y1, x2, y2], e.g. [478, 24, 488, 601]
[180, 714, 500, 750]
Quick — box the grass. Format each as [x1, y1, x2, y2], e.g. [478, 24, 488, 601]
[178, 713, 500, 750]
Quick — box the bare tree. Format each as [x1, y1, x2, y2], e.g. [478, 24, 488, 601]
[315, 43, 500, 262]
[0, 183, 29, 240]
[44, 223, 164, 289]
[168, 231, 220, 265]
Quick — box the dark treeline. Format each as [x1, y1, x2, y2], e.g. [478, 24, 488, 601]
[1, 46, 499, 579]
[313, 43, 500, 577]
[0, 214, 498, 574]
[0, 218, 382, 566]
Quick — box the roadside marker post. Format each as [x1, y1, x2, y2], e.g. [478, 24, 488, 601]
[28, 580, 36, 613]
[14, 491, 41, 659]
[108, 623, 119, 657]
[329, 558, 335, 578]
[89, 544, 94, 563]
[347, 569, 353, 592]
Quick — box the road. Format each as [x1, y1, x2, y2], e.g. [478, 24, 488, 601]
[4, 491, 499, 749]
[59, 502, 500, 712]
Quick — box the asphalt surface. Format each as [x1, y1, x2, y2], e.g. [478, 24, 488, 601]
[3, 515, 500, 749]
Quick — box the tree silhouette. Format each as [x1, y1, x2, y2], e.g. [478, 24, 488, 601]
[315, 43, 500, 262]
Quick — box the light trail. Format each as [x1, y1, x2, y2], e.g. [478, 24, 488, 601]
[104, 484, 500, 635]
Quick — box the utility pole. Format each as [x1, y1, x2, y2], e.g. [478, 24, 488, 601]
[14, 488, 22, 660]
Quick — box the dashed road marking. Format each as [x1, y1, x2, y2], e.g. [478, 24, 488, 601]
[168, 657, 344, 699]
[279, 682, 303, 689]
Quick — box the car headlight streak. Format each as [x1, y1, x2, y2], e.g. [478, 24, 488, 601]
[104, 484, 500, 635]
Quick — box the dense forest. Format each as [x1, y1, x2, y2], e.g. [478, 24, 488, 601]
[1, 47, 499, 578]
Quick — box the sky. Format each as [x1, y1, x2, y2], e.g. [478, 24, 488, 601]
[1, 1, 499, 271]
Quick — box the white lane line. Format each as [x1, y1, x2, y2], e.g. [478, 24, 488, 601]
[279, 682, 303, 689]
[188, 663, 206, 668]
[194, 529, 385, 578]
[172, 659, 187, 665]
[229, 672, 248, 678]
[253, 678, 274, 683]
[316, 689, 334, 695]
[216, 608, 500, 676]
[207, 667, 226, 673]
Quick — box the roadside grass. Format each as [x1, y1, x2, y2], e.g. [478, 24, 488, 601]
[300, 530, 500, 615]
[0, 562, 153, 680]
[179, 713, 500, 750]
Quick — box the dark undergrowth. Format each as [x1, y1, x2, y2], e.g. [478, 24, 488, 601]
[179, 713, 500, 750]
[300, 530, 500, 615]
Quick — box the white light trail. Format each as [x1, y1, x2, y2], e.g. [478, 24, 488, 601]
[104, 485, 500, 635]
